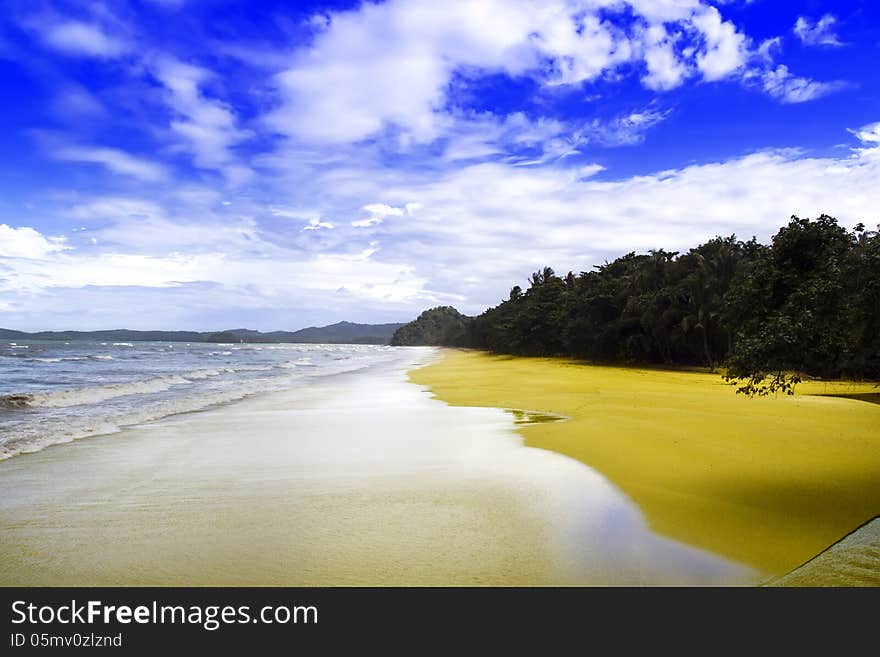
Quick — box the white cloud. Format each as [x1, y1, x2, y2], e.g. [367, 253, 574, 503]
[152, 58, 253, 185]
[64, 197, 260, 253]
[761, 65, 847, 104]
[643, 34, 689, 90]
[5, 124, 879, 326]
[352, 217, 382, 228]
[0, 247, 430, 309]
[692, 6, 748, 81]
[756, 37, 781, 63]
[52, 146, 168, 182]
[3, 0, 873, 330]
[352, 203, 410, 228]
[586, 109, 670, 146]
[794, 15, 843, 47]
[362, 204, 406, 217]
[303, 218, 334, 231]
[267, 0, 749, 146]
[258, 124, 880, 315]
[850, 122, 880, 146]
[270, 207, 312, 219]
[0, 225, 69, 259]
[40, 20, 127, 58]
[67, 198, 165, 223]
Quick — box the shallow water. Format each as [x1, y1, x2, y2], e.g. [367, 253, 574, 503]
[0, 340, 395, 459]
[0, 347, 755, 585]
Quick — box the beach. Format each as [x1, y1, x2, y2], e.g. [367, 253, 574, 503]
[410, 350, 880, 578]
[0, 347, 752, 586]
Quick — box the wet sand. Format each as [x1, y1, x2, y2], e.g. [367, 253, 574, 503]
[410, 350, 880, 578]
[0, 349, 750, 586]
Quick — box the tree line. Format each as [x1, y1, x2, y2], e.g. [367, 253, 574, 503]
[391, 215, 880, 394]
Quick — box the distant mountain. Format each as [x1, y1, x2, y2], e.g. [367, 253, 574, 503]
[278, 321, 406, 344]
[0, 329, 206, 342]
[0, 321, 407, 345]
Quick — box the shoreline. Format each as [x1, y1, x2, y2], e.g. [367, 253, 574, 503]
[409, 349, 880, 577]
[0, 347, 751, 586]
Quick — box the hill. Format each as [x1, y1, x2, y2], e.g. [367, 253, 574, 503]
[390, 307, 471, 346]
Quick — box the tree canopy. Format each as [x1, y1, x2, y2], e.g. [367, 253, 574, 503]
[394, 215, 879, 394]
[390, 306, 471, 346]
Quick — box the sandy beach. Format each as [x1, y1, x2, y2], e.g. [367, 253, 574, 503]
[411, 350, 880, 578]
[0, 347, 752, 586]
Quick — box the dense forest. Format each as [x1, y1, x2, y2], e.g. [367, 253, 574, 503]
[391, 215, 880, 394]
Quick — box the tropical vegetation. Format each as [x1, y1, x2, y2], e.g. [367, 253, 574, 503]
[391, 215, 880, 394]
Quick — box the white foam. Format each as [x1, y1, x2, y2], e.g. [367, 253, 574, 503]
[0, 346, 401, 460]
[25, 374, 193, 408]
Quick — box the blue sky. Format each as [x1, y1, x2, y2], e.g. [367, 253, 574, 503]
[0, 0, 878, 331]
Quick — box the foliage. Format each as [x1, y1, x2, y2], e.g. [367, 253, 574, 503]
[389, 306, 472, 346]
[400, 215, 879, 396]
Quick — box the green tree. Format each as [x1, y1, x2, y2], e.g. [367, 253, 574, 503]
[724, 215, 856, 394]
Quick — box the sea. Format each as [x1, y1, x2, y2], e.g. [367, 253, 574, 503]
[0, 340, 400, 460]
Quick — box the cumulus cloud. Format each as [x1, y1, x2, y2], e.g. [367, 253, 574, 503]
[0, 225, 69, 259]
[642, 28, 689, 91]
[692, 6, 748, 81]
[794, 15, 844, 47]
[267, 0, 749, 146]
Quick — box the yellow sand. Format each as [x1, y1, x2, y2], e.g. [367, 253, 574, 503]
[410, 350, 880, 576]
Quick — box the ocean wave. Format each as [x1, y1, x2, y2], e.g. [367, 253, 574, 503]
[4, 374, 192, 409]
[181, 368, 232, 380]
[29, 354, 114, 363]
[0, 344, 409, 460]
[0, 365, 253, 409]
[0, 419, 122, 460]
[278, 358, 316, 369]
[0, 372, 298, 460]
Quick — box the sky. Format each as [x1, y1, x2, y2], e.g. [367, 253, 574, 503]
[0, 0, 878, 331]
